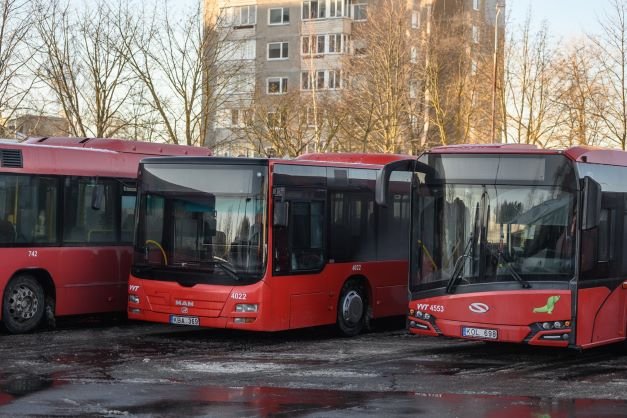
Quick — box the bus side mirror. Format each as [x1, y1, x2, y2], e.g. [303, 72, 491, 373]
[582, 176, 601, 230]
[375, 159, 416, 206]
[273, 201, 289, 227]
[91, 184, 105, 210]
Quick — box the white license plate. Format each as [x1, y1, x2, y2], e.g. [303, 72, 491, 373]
[170, 315, 200, 326]
[461, 326, 498, 340]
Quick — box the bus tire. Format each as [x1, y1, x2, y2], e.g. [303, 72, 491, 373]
[337, 279, 368, 337]
[2, 275, 45, 334]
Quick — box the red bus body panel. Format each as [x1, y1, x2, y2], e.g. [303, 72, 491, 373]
[129, 260, 407, 331]
[408, 144, 627, 349]
[576, 286, 627, 348]
[0, 139, 210, 323]
[128, 154, 410, 331]
[408, 290, 572, 347]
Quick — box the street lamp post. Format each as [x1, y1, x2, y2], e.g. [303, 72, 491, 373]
[490, 1, 503, 144]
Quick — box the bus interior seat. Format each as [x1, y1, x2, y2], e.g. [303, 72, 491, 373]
[0, 220, 16, 243]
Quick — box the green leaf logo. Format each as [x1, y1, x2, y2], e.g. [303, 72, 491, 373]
[533, 296, 560, 314]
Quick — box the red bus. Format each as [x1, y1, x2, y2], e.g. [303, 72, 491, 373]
[0, 137, 210, 334]
[376, 144, 627, 349]
[127, 154, 411, 335]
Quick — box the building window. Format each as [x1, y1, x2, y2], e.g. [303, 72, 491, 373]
[472, 25, 479, 43]
[412, 10, 420, 29]
[473, 0, 480, 11]
[328, 34, 341, 53]
[301, 70, 343, 90]
[231, 109, 251, 127]
[411, 47, 417, 64]
[303, 1, 326, 20]
[267, 111, 283, 129]
[409, 80, 418, 99]
[268, 42, 289, 60]
[328, 70, 342, 89]
[269, 7, 290, 25]
[220, 5, 257, 27]
[471, 59, 478, 75]
[353, 3, 367, 21]
[302, 35, 326, 55]
[267, 77, 288, 94]
[329, 0, 346, 17]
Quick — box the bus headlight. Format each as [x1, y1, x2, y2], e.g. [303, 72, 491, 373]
[235, 304, 258, 313]
[129, 295, 140, 304]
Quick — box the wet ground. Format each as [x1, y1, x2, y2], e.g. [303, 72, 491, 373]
[0, 316, 626, 417]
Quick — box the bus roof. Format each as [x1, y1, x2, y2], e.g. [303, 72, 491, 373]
[428, 144, 627, 167]
[23, 137, 211, 156]
[295, 153, 411, 167]
[140, 153, 411, 170]
[0, 140, 206, 178]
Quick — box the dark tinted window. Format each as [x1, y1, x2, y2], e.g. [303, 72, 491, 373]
[0, 174, 58, 245]
[64, 178, 118, 244]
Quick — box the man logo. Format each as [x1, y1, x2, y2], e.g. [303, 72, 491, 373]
[469, 303, 489, 313]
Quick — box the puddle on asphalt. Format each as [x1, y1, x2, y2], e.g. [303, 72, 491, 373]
[1, 380, 626, 416]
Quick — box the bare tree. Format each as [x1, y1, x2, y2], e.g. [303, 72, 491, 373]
[504, 12, 561, 147]
[0, 0, 39, 136]
[339, 0, 419, 154]
[32, 0, 137, 138]
[115, 1, 250, 147]
[590, 0, 627, 149]
[552, 43, 606, 147]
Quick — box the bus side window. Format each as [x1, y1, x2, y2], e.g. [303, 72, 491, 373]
[272, 193, 325, 274]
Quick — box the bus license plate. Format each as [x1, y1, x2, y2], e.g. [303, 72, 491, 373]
[170, 315, 200, 326]
[461, 326, 498, 340]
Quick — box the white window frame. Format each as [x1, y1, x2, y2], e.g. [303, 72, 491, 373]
[268, 7, 290, 25]
[473, 0, 480, 11]
[329, 0, 345, 18]
[328, 70, 342, 89]
[353, 3, 367, 21]
[303, 0, 326, 20]
[472, 25, 479, 44]
[412, 10, 420, 29]
[224, 5, 256, 27]
[302, 35, 326, 55]
[328, 34, 342, 53]
[268, 42, 289, 60]
[267, 111, 282, 129]
[267, 77, 288, 94]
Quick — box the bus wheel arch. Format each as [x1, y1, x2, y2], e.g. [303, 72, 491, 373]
[336, 276, 371, 337]
[2, 269, 55, 334]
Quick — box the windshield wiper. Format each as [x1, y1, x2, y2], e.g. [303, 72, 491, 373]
[491, 248, 531, 289]
[446, 202, 480, 294]
[202, 257, 241, 281]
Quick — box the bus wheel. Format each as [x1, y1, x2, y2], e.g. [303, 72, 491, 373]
[2, 275, 45, 334]
[337, 280, 368, 337]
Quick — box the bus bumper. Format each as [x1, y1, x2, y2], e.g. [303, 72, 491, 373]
[408, 316, 571, 348]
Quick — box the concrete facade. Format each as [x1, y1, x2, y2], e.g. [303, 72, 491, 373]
[204, 0, 505, 156]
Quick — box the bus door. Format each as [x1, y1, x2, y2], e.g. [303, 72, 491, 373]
[577, 178, 627, 347]
[58, 177, 126, 315]
[272, 186, 327, 329]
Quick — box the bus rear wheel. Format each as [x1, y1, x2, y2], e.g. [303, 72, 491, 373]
[337, 280, 368, 337]
[2, 275, 45, 334]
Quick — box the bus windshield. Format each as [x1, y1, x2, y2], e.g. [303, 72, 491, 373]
[412, 183, 576, 292]
[133, 162, 268, 285]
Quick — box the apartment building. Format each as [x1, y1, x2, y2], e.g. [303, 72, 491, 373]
[203, 0, 504, 156]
